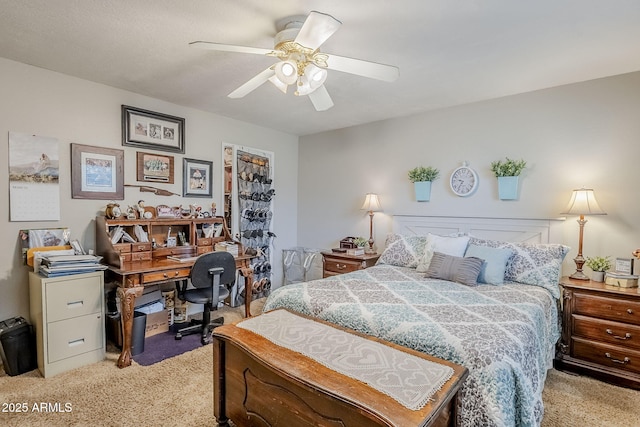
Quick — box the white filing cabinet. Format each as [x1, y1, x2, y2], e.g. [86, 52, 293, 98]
[29, 271, 105, 377]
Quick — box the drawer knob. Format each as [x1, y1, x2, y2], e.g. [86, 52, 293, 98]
[605, 352, 630, 365]
[605, 329, 632, 340]
[163, 273, 168, 278]
[337, 264, 346, 270]
[628, 309, 634, 315]
[174, 271, 179, 276]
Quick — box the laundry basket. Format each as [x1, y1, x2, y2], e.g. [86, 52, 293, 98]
[283, 247, 323, 285]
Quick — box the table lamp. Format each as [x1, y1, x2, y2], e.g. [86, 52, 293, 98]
[562, 188, 606, 280]
[361, 193, 382, 254]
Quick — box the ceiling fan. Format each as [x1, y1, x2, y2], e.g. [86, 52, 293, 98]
[190, 11, 399, 111]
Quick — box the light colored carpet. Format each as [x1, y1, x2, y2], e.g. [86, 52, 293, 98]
[1, 298, 639, 427]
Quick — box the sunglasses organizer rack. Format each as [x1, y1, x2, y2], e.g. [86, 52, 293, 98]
[236, 152, 275, 299]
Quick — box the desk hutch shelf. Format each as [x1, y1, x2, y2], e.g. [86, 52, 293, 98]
[95, 216, 232, 268]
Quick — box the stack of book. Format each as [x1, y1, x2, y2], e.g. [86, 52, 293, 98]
[214, 242, 239, 256]
[604, 270, 639, 288]
[346, 247, 365, 256]
[39, 254, 108, 277]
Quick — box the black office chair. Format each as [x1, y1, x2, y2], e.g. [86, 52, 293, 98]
[174, 251, 236, 345]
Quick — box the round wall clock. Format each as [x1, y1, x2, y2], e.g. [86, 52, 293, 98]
[450, 162, 479, 197]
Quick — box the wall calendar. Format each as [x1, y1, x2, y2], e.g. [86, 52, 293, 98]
[9, 132, 60, 221]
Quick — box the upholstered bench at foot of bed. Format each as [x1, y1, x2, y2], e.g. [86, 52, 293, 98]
[212, 309, 468, 427]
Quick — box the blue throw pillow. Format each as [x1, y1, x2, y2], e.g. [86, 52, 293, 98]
[465, 244, 514, 285]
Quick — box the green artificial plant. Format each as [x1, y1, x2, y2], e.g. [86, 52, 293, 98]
[408, 166, 440, 182]
[585, 256, 612, 272]
[490, 157, 527, 177]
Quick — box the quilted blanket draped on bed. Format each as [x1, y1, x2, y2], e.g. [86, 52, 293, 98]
[262, 264, 560, 427]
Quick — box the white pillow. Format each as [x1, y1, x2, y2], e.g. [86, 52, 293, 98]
[416, 233, 470, 272]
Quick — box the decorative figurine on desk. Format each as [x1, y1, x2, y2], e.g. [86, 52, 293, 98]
[126, 206, 137, 220]
[105, 202, 122, 219]
[189, 204, 202, 218]
[136, 200, 146, 219]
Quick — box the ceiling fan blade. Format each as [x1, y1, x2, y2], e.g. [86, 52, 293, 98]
[308, 85, 334, 111]
[228, 67, 275, 98]
[294, 11, 341, 50]
[189, 41, 276, 56]
[325, 53, 399, 82]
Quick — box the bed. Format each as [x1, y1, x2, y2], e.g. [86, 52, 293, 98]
[262, 216, 568, 427]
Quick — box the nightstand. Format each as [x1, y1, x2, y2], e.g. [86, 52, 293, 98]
[555, 276, 640, 389]
[321, 252, 380, 278]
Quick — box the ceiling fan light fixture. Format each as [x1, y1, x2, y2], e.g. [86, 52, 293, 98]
[304, 63, 327, 88]
[294, 74, 314, 96]
[275, 60, 298, 85]
[268, 75, 289, 94]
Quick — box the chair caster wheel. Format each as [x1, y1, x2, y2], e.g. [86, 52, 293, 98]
[175, 333, 182, 340]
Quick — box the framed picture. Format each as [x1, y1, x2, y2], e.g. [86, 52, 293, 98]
[156, 204, 175, 218]
[615, 258, 634, 275]
[122, 105, 185, 153]
[183, 158, 212, 198]
[71, 143, 124, 200]
[136, 151, 174, 183]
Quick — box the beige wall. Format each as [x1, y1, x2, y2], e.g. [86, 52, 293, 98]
[0, 58, 299, 320]
[298, 72, 640, 276]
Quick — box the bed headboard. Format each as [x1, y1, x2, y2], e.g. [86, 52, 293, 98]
[392, 215, 564, 244]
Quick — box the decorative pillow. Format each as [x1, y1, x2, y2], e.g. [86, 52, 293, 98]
[416, 233, 470, 272]
[376, 233, 429, 268]
[425, 252, 483, 286]
[468, 237, 570, 298]
[464, 244, 514, 285]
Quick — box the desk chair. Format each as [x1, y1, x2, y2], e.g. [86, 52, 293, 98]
[175, 251, 236, 345]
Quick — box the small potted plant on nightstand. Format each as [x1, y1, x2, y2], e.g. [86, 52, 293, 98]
[490, 157, 527, 200]
[408, 166, 440, 202]
[585, 256, 612, 282]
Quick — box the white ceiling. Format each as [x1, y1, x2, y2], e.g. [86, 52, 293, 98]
[1, 1, 640, 136]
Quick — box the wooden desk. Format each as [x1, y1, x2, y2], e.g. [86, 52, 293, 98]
[96, 215, 255, 368]
[106, 255, 253, 368]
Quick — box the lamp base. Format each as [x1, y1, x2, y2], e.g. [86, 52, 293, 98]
[569, 270, 590, 281]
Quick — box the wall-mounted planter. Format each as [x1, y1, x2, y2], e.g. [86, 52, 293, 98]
[497, 176, 519, 200]
[414, 181, 432, 202]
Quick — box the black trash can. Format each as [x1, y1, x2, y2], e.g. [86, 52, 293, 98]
[131, 311, 146, 356]
[0, 317, 36, 376]
[106, 311, 146, 356]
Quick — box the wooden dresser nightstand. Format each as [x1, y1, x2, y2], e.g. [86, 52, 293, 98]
[321, 252, 380, 278]
[555, 276, 640, 389]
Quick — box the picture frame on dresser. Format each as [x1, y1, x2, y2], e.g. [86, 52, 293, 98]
[70, 143, 124, 200]
[122, 105, 185, 154]
[183, 158, 213, 198]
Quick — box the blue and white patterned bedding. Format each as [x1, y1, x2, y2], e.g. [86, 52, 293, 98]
[262, 264, 560, 427]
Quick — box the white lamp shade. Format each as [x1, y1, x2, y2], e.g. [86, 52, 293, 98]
[361, 193, 382, 212]
[562, 188, 606, 216]
[275, 60, 298, 85]
[305, 63, 327, 89]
